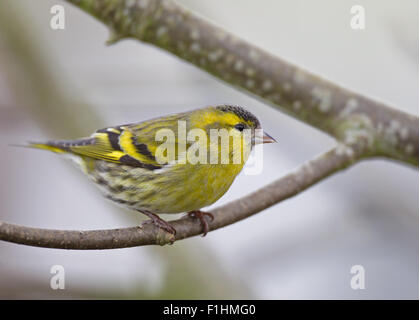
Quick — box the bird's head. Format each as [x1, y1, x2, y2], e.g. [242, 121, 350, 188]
[189, 105, 276, 165]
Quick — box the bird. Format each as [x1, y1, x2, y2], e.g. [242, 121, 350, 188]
[24, 105, 276, 236]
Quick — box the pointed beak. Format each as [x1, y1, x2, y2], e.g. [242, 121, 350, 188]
[254, 130, 277, 145]
[262, 131, 277, 144]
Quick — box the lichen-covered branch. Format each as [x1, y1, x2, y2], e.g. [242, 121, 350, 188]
[0, 145, 358, 249]
[66, 0, 419, 166]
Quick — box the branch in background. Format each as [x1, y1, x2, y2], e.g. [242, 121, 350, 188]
[67, 0, 419, 166]
[0, 145, 358, 249]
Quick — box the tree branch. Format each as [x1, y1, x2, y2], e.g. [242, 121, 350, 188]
[66, 0, 419, 167]
[0, 145, 358, 249]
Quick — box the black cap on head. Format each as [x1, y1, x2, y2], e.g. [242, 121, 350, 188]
[216, 105, 260, 128]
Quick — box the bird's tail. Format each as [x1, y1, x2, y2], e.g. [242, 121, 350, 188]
[11, 141, 68, 154]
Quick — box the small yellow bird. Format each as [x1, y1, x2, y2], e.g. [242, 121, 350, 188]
[26, 105, 275, 236]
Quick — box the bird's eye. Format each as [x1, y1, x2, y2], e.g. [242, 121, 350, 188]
[234, 123, 245, 132]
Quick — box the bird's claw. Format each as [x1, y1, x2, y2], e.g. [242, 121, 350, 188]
[141, 214, 176, 236]
[188, 210, 214, 237]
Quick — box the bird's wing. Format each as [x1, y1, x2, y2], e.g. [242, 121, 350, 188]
[123, 112, 190, 165]
[64, 124, 163, 170]
[30, 112, 189, 169]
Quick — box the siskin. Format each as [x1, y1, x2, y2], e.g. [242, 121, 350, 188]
[26, 105, 276, 236]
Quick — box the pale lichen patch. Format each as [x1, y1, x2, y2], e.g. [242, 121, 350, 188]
[341, 114, 375, 147]
[339, 98, 358, 118]
[382, 120, 406, 146]
[234, 59, 244, 72]
[262, 80, 273, 92]
[335, 143, 354, 157]
[311, 87, 332, 113]
[208, 49, 224, 62]
[345, 128, 370, 145]
[156, 26, 168, 38]
[190, 42, 201, 53]
[245, 67, 255, 77]
[389, 120, 401, 132]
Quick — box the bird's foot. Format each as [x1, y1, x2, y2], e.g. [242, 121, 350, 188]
[187, 210, 214, 237]
[140, 211, 176, 236]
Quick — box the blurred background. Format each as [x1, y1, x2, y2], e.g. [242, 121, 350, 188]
[1, 0, 419, 299]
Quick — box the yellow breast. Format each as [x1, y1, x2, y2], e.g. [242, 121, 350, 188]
[88, 160, 245, 214]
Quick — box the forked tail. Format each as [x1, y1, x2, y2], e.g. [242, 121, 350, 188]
[12, 138, 95, 154]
